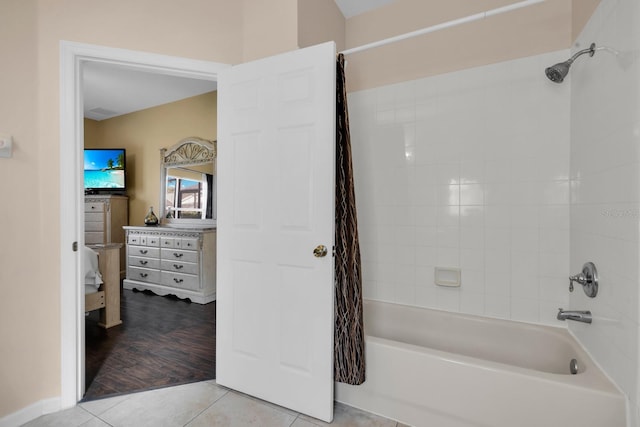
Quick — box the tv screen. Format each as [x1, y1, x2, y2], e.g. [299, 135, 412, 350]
[84, 148, 126, 194]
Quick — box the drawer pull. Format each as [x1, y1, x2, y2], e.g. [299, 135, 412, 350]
[140, 260, 148, 265]
[173, 264, 184, 270]
[173, 278, 184, 283]
[140, 273, 148, 278]
[139, 249, 148, 254]
[173, 252, 183, 258]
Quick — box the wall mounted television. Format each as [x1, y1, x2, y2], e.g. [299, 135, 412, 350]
[84, 148, 127, 194]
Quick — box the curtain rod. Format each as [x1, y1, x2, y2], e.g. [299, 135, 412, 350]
[340, 0, 545, 56]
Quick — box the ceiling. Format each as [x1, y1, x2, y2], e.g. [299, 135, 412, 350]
[82, 62, 217, 121]
[82, 1, 392, 120]
[333, 0, 395, 18]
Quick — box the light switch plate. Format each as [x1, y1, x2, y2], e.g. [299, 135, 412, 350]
[0, 134, 13, 158]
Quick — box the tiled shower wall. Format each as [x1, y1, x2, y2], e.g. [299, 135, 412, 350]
[570, 0, 640, 422]
[349, 50, 572, 326]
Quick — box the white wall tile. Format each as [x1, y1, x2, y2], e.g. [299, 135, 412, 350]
[349, 50, 570, 327]
[436, 286, 460, 312]
[460, 292, 485, 316]
[484, 295, 511, 319]
[568, 0, 640, 421]
[461, 268, 485, 294]
[460, 205, 484, 228]
[460, 184, 484, 206]
[539, 276, 569, 303]
[460, 226, 484, 249]
[485, 271, 511, 296]
[510, 298, 540, 323]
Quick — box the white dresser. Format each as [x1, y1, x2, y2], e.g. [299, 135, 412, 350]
[85, 195, 128, 277]
[122, 226, 216, 304]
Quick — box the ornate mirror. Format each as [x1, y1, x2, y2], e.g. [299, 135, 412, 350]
[160, 137, 216, 228]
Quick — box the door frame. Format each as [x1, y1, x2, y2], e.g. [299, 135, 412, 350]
[59, 41, 229, 407]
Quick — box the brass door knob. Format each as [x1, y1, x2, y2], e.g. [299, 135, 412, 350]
[313, 245, 328, 258]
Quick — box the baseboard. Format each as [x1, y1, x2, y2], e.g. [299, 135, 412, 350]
[0, 397, 61, 427]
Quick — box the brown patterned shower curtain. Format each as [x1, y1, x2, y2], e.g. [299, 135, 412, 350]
[334, 53, 365, 385]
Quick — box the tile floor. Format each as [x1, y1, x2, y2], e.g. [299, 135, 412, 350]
[23, 380, 408, 427]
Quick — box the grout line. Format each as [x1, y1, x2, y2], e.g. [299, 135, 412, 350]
[181, 388, 230, 426]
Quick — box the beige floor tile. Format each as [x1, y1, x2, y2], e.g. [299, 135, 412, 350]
[80, 394, 130, 416]
[186, 391, 296, 427]
[237, 391, 299, 418]
[79, 417, 112, 426]
[98, 381, 228, 427]
[298, 402, 397, 427]
[21, 382, 399, 427]
[290, 418, 320, 427]
[21, 406, 94, 427]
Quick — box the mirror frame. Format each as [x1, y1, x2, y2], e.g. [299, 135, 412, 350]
[160, 136, 217, 228]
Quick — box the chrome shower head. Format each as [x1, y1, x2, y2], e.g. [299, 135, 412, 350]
[545, 62, 571, 83]
[545, 43, 596, 83]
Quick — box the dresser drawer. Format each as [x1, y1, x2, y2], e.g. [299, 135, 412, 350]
[129, 255, 161, 269]
[146, 235, 161, 247]
[85, 221, 104, 232]
[85, 232, 104, 244]
[161, 271, 200, 291]
[177, 237, 199, 249]
[85, 202, 105, 212]
[129, 245, 160, 258]
[128, 266, 161, 283]
[85, 212, 105, 223]
[161, 248, 198, 264]
[161, 237, 176, 248]
[161, 259, 199, 275]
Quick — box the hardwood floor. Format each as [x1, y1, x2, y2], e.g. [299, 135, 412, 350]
[84, 288, 216, 401]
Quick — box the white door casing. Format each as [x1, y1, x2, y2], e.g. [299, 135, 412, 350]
[60, 41, 228, 407]
[217, 42, 336, 422]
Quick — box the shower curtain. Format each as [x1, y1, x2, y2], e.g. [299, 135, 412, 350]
[334, 53, 365, 385]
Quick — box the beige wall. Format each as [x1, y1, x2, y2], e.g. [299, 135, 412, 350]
[0, 0, 56, 418]
[572, 0, 601, 41]
[85, 92, 217, 227]
[297, 0, 345, 52]
[242, 0, 299, 61]
[84, 118, 101, 146]
[1, 0, 245, 419]
[0, 0, 602, 420]
[342, 0, 601, 91]
[243, 0, 346, 62]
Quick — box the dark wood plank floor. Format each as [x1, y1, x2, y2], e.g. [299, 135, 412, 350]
[83, 289, 216, 401]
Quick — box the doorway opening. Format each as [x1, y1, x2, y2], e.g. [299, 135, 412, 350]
[60, 41, 229, 406]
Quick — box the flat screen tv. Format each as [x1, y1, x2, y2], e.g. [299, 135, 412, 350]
[84, 148, 126, 194]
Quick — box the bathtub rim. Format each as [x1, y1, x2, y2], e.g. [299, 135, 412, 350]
[362, 298, 624, 397]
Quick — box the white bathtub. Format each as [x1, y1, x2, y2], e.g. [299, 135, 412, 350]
[335, 300, 626, 427]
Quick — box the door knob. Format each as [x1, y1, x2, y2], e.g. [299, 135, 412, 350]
[313, 245, 328, 258]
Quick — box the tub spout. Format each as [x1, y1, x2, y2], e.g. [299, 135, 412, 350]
[557, 308, 592, 324]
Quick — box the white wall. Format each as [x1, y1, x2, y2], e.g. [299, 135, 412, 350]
[349, 50, 572, 326]
[569, 0, 640, 423]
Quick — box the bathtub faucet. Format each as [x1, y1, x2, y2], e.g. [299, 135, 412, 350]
[557, 308, 592, 324]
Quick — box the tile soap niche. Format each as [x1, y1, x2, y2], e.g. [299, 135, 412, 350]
[435, 267, 461, 287]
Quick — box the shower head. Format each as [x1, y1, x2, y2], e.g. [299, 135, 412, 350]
[545, 43, 596, 83]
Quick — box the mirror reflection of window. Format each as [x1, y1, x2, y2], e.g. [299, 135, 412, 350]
[166, 178, 177, 216]
[165, 175, 208, 219]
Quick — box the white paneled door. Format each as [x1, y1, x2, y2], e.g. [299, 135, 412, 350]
[216, 42, 336, 422]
